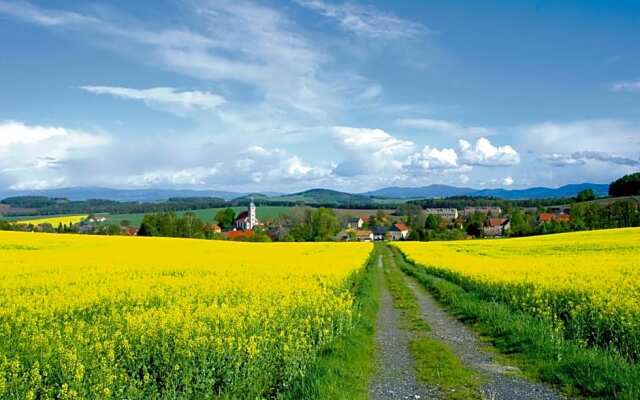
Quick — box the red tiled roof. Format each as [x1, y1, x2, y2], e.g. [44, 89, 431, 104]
[487, 218, 508, 227]
[393, 223, 409, 231]
[539, 213, 570, 223]
[225, 230, 254, 240]
[538, 213, 554, 222]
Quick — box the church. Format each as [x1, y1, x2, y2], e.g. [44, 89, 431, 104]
[234, 198, 259, 230]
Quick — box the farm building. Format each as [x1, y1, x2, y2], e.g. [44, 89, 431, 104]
[538, 213, 571, 223]
[463, 207, 502, 217]
[389, 223, 409, 240]
[372, 226, 387, 241]
[355, 230, 374, 242]
[345, 217, 364, 230]
[483, 218, 511, 237]
[424, 208, 459, 220]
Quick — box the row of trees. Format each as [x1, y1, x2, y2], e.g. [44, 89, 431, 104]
[506, 198, 640, 237]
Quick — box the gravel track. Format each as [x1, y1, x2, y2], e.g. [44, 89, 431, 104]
[402, 274, 569, 400]
[368, 256, 441, 400]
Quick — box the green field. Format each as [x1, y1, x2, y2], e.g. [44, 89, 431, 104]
[103, 206, 293, 226]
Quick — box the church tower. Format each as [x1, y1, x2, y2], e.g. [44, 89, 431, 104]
[249, 196, 257, 229]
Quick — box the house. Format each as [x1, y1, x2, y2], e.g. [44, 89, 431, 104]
[483, 218, 511, 237]
[389, 223, 409, 240]
[210, 224, 222, 233]
[538, 213, 571, 224]
[121, 226, 139, 236]
[234, 198, 259, 230]
[424, 208, 459, 220]
[549, 206, 571, 215]
[34, 223, 54, 233]
[14, 223, 29, 232]
[86, 215, 107, 224]
[355, 230, 374, 242]
[463, 207, 502, 217]
[345, 217, 364, 230]
[372, 226, 387, 241]
[225, 229, 254, 241]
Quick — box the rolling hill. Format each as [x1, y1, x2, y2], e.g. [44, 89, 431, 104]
[365, 183, 609, 200]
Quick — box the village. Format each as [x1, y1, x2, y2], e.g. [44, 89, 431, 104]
[1, 195, 581, 242]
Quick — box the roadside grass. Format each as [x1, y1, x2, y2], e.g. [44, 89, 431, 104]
[382, 246, 430, 332]
[391, 245, 640, 399]
[281, 244, 381, 399]
[382, 245, 481, 400]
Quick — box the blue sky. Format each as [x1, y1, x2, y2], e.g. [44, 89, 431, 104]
[0, 0, 639, 193]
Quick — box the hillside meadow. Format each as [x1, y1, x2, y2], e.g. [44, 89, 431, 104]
[0, 232, 372, 399]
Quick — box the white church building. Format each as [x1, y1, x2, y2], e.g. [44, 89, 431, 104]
[234, 198, 259, 230]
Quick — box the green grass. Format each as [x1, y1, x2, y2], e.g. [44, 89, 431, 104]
[382, 245, 481, 399]
[392, 245, 640, 399]
[281, 244, 381, 399]
[411, 338, 480, 400]
[382, 246, 430, 332]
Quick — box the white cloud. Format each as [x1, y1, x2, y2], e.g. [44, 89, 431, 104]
[0, 0, 97, 26]
[520, 120, 640, 166]
[541, 151, 640, 167]
[503, 176, 514, 186]
[80, 86, 226, 113]
[458, 137, 520, 166]
[332, 126, 414, 176]
[235, 146, 331, 184]
[333, 126, 414, 156]
[0, 0, 380, 119]
[396, 118, 492, 138]
[0, 121, 110, 190]
[459, 174, 470, 184]
[610, 80, 640, 93]
[294, 0, 426, 39]
[403, 146, 459, 175]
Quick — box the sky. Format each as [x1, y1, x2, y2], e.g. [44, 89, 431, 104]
[0, 0, 639, 193]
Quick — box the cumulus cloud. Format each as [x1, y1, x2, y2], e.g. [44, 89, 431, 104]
[503, 176, 514, 186]
[610, 80, 640, 93]
[332, 126, 414, 176]
[458, 137, 520, 166]
[396, 118, 492, 138]
[0, 121, 110, 190]
[294, 0, 426, 39]
[80, 86, 226, 113]
[403, 146, 459, 175]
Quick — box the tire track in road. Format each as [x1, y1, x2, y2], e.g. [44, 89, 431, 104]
[368, 255, 440, 400]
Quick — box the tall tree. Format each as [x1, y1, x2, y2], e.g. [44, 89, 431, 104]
[609, 172, 640, 197]
[215, 208, 237, 230]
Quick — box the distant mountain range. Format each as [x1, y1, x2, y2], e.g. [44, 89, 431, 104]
[365, 183, 610, 200]
[0, 183, 610, 203]
[0, 187, 262, 202]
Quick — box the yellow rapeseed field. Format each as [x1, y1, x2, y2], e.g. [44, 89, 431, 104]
[0, 231, 372, 399]
[16, 215, 87, 226]
[396, 228, 640, 360]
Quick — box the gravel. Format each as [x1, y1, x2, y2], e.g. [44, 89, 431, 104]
[403, 277, 569, 400]
[368, 256, 441, 400]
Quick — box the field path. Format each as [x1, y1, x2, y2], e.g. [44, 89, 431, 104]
[403, 275, 568, 400]
[368, 256, 440, 400]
